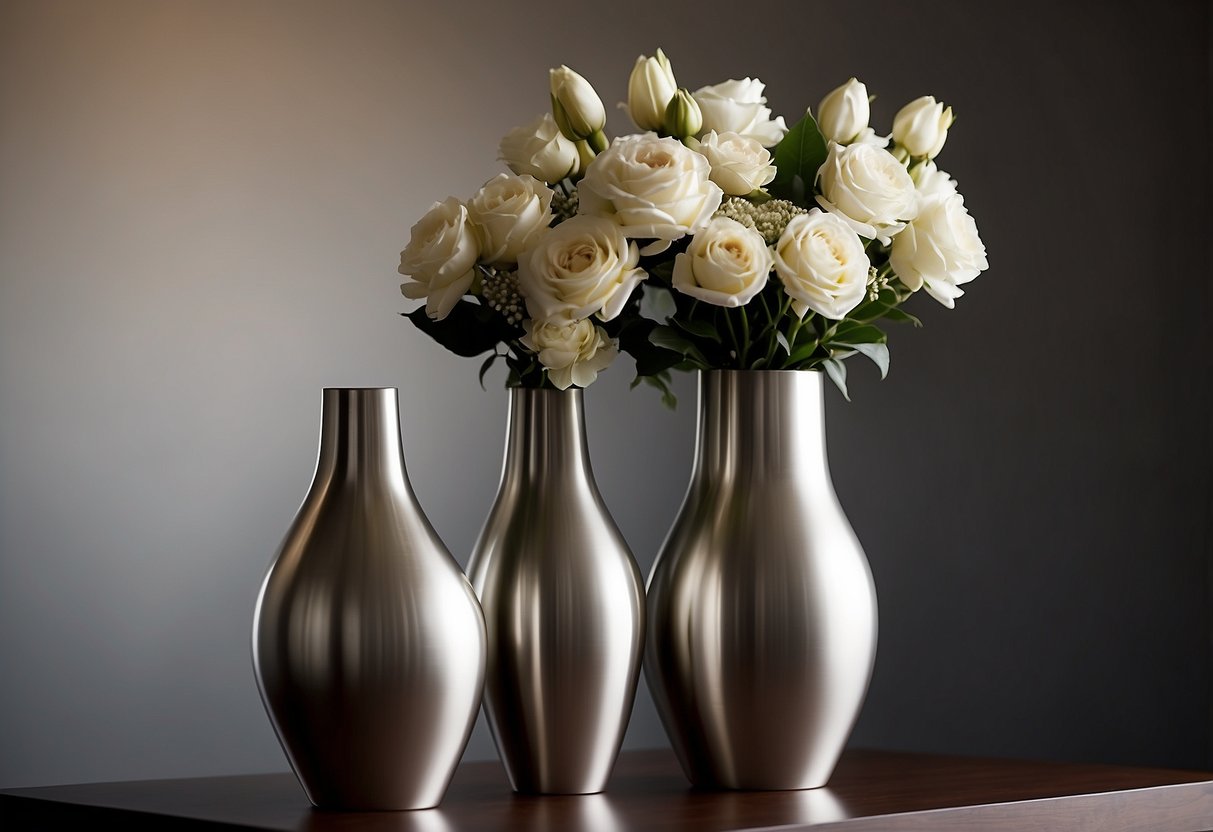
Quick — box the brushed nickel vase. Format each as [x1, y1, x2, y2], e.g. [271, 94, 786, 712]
[646, 370, 878, 791]
[469, 387, 645, 794]
[252, 387, 486, 810]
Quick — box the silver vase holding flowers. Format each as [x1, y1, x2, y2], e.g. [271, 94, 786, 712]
[646, 370, 878, 790]
[469, 387, 645, 794]
[252, 387, 486, 810]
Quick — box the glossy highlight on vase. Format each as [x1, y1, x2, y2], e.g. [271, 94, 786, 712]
[646, 370, 878, 790]
[252, 388, 486, 810]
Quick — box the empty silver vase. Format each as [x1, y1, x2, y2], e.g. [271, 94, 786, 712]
[646, 370, 878, 790]
[252, 387, 486, 810]
[468, 388, 644, 794]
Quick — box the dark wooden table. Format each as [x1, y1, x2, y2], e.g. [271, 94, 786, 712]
[3, 748, 1212, 831]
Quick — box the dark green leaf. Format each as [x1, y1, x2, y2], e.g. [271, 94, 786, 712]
[672, 317, 722, 342]
[881, 306, 923, 327]
[405, 301, 514, 358]
[828, 323, 887, 345]
[769, 112, 828, 208]
[478, 353, 499, 390]
[649, 326, 708, 365]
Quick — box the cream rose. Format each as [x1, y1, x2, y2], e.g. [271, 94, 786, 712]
[517, 214, 645, 324]
[889, 193, 988, 308]
[773, 209, 870, 320]
[692, 78, 788, 147]
[578, 133, 723, 255]
[399, 197, 480, 320]
[892, 96, 954, 159]
[498, 113, 579, 184]
[627, 50, 677, 132]
[693, 131, 777, 196]
[466, 173, 554, 266]
[817, 77, 870, 144]
[521, 318, 617, 390]
[672, 217, 772, 307]
[816, 141, 919, 244]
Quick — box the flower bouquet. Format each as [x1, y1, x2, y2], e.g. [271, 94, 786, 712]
[398, 50, 988, 401]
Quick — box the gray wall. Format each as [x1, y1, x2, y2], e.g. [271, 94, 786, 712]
[0, 0, 1208, 789]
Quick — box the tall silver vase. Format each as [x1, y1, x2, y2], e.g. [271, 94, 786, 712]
[468, 388, 644, 794]
[646, 370, 878, 791]
[252, 387, 486, 810]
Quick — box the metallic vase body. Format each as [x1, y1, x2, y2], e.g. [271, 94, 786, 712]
[252, 388, 486, 810]
[646, 371, 878, 791]
[468, 388, 644, 794]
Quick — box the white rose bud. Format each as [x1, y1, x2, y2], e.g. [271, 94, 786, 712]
[672, 217, 772, 307]
[466, 173, 554, 266]
[892, 96, 954, 159]
[773, 209, 870, 320]
[579, 133, 723, 255]
[521, 318, 617, 390]
[498, 113, 579, 184]
[694, 130, 776, 196]
[399, 197, 480, 321]
[692, 78, 788, 147]
[817, 77, 870, 144]
[889, 193, 988, 308]
[550, 65, 607, 142]
[816, 141, 919, 244]
[517, 214, 646, 324]
[663, 89, 703, 140]
[627, 49, 678, 132]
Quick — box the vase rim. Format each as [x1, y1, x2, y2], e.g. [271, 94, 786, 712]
[322, 386, 398, 392]
[703, 369, 823, 375]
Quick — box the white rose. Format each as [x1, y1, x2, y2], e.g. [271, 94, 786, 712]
[498, 113, 579, 184]
[911, 160, 958, 204]
[889, 193, 988, 309]
[627, 50, 677, 132]
[517, 214, 645, 324]
[672, 217, 772, 307]
[693, 78, 788, 147]
[773, 209, 870, 320]
[579, 133, 723, 255]
[892, 96, 954, 159]
[693, 131, 777, 196]
[817, 77, 870, 144]
[521, 318, 617, 390]
[550, 65, 606, 141]
[851, 127, 890, 148]
[399, 197, 480, 320]
[466, 174, 554, 266]
[816, 141, 918, 244]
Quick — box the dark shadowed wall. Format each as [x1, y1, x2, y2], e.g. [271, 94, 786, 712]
[0, 0, 1209, 788]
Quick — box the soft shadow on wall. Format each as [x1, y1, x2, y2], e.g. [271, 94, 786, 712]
[0, 0, 1208, 789]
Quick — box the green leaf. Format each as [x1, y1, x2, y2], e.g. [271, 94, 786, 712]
[478, 353, 500, 390]
[882, 306, 923, 327]
[776, 331, 791, 355]
[672, 317, 722, 342]
[404, 301, 515, 358]
[649, 326, 708, 365]
[786, 338, 821, 365]
[639, 285, 677, 322]
[769, 112, 828, 208]
[828, 323, 887, 345]
[823, 359, 850, 401]
[848, 342, 890, 379]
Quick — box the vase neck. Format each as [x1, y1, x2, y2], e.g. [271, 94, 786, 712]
[693, 371, 830, 481]
[314, 388, 409, 486]
[500, 387, 593, 484]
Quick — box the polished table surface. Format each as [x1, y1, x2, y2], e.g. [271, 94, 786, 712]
[3, 748, 1213, 831]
